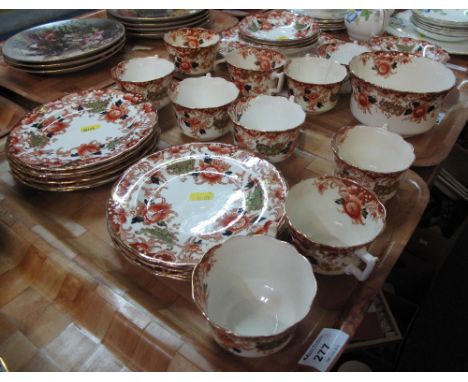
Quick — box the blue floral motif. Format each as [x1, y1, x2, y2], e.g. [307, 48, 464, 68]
[345, 10, 359, 24]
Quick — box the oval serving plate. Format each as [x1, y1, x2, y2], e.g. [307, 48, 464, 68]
[107, 142, 288, 269]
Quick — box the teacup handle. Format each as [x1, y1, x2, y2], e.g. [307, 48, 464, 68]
[267, 71, 285, 95]
[344, 248, 378, 281]
[214, 57, 227, 68]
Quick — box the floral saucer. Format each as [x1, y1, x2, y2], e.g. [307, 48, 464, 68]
[108, 143, 288, 269]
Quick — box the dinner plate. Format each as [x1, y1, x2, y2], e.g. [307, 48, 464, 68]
[3, 18, 125, 64]
[239, 10, 319, 44]
[412, 9, 468, 28]
[107, 143, 288, 269]
[110, 10, 209, 29]
[7, 89, 156, 171]
[386, 10, 468, 55]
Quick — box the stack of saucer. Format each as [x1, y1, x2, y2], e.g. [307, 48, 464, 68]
[107, 9, 210, 39]
[290, 9, 346, 31]
[107, 142, 288, 280]
[6, 89, 159, 191]
[411, 9, 468, 42]
[238, 10, 320, 49]
[2, 18, 126, 74]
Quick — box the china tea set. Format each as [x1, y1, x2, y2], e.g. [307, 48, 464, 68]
[5, 10, 462, 358]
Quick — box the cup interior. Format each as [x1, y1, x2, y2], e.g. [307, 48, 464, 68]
[286, 177, 385, 248]
[164, 28, 220, 48]
[334, 125, 415, 173]
[117, 56, 175, 82]
[324, 43, 370, 66]
[170, 76, 239, 108]
[349, 52, 455, 93]
[286, 56, 347, 84]
[226, 47, 286, 71]
[200, 236, 316, 337]
[232, 95, 305, 132]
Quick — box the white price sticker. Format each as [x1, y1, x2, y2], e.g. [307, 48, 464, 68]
[298, 328, 349, 372]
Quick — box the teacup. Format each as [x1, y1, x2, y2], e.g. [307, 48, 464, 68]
[285, 55, 347, 114]
[164, 28, 220, 76]
[332, 125, 415, 202]
[344, 10, 393, 41]
[168, 74, 239, 140]
[192, 235, 317, 358]
[286, 176, 386, 281]
[228, 95, 305, 163]
[220, 46, 286, 96]
[111, 55, 175, 110]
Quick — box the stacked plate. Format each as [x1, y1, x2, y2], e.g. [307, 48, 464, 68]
[2, 18, 126, 74]
[107, 9, 210, 39]
[238, 10, 320, 49]
[411, 9, 468, 42]
[6, 89, 159, 191]
[107, 142, 288, 280]
[289, 9, 346, 31]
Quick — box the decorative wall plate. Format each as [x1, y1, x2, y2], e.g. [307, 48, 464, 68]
[3, 18, 125, 64]
[108, 143, 288, 268]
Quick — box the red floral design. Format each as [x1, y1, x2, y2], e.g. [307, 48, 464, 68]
[218, 212, 250, 233]
[77, 143, 101, 156]
[198, 159, 231, 184]
[145, 201, 173, 224]
[105, 103, 128, 122]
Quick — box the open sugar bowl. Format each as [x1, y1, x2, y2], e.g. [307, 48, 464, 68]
[111, 55, 175, 110]
[331, 125, 415, 203]
[349, 51, 456, 137]
[192, 235, 317, 357]
[228, 94, 305, 163]
[220, 46, 286, 96]
[286, 176, 386, 281]
[164, 27, 220, 76]
[285, 55, 347, 114]
[168, 74, 239, 141]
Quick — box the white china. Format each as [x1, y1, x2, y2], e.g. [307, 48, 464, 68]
[168, 74, 239, 140]
[349, 51, 456, 136]
[285, 55, 347, 113]
[332, 125, 415, 202]
[286, 176, 386, 281]
[192, 235, 317, 357]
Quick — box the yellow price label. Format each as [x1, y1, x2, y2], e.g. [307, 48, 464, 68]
[189, 192, 214, 201]
[80, 124, 101, 133]
[277, 36, 291, 41]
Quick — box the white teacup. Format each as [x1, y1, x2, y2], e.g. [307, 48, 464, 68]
[332, 125, 415, 202]
[228, 95, 305, 162]
[286, 176, 386, 281]
[192, 235, 317, 357]
[111, 55, 175, 110]
[285, 55, 347, 114]
[168, 74, 239, 141]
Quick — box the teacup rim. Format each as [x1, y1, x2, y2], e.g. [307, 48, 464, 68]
[285, 176, 387, 250]
[285, 55, 348, 86]
[228, 95, 306, 133]
[331, 125, 416, 175]
[191, 235, 317, 340]
[349, 51, 456, 96]
[168, 76, 239, 110]
[111, 56, 175, 84]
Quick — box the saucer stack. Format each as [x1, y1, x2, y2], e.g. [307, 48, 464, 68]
[238, 10, 320, 49]
[107, 9, 210, 39]
[2, 18, 126, 74]
[290, 9, 346, 31]
[7, 89, 159, 191]
[411, 9, 468, 42]
[107, 142, 288, 280]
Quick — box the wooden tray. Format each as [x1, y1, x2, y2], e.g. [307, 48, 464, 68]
[0, 94, 26, 138]
[0, 103, 429, 371]
[0, 10, 238, 105]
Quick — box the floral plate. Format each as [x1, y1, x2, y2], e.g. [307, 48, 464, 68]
[107, 143, 288, 269]
[386, 10, 468, 55]
[3, 18, 125, 64]
[7, 89, 156, 171]
[107, 9, 206, 23]
[238, 10, 319, 43]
